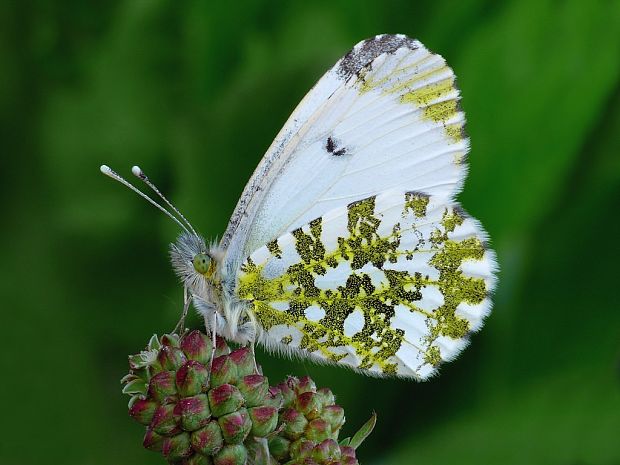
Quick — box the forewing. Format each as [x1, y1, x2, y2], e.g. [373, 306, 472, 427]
[223, 35, 468, 270]
[237, 191, 497, 380]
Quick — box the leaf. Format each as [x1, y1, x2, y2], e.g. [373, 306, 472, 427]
[147, 334, 161, 351]
[349, 412, 377, 450]
[121, 378, 147, 396]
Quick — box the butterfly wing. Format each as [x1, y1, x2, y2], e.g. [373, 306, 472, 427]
[237, 191, 496, 379]
[224, 34, 497, 378]
[222, 35, 469, 271]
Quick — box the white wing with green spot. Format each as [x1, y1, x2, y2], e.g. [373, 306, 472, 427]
[237, 191, 497, 379]
[222, 35, 469, 271]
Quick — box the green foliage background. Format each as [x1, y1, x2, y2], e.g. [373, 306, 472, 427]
[1, 1, 619, 464]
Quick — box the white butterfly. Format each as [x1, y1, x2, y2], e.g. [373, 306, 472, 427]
[102, 34, 498, 380]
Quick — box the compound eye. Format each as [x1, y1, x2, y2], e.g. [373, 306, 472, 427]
[192, 253, 210, 274]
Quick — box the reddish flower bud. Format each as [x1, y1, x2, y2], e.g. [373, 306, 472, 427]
[340, 446, 356, 458]
[296, 376, 317, 395]
[162, 432, 192, 461]
[281, 407, 309, 440]
[278, 379, 297, 406]
[176, 360, 209, 397]
[214, 336, 230, 357]
[296, 391, 321, 419]
[150, 404, 180, 436]
[322, 405, 345, 432]
[228, 347, 255, 377]
[237, 375, 269, 407]
[342, 456, 359, 465]
[210, 355, 237, 386]
[183, 454, 214, 465]
[298, 458, 320, 465]
[160, 334, 180, 347]
[180, 330, 213, 365]
[173, 394, 211, 432]
[191, 421, 224, 456]
[128, 398, 158, 425]
[264, 386, 284, 409]
[312, 439, 341, 463]
[147, 371, 178, 403]
[248, 406, 278, 437]
[305, 418, 331, 443]
[157, 345, 187, 371]
[218, 408, 252, 444]
[208, 384, 244, 417]
[143, 428, 165, 451]
[315, 387, 335, 408]
[290, 439, 315, 458]
[213, 444, 248, 465]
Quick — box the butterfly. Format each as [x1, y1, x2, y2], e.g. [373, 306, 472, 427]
[102, 34, 498, 380]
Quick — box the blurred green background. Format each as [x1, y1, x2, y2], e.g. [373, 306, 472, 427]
[1, 1, 619, 464]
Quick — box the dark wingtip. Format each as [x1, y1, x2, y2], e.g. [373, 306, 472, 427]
[336, 34, 419, 80]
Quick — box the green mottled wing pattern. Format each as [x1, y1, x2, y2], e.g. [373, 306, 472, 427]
[237, 191, 496, 380]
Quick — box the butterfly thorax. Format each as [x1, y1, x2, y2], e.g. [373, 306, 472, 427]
[170, 232, 255, 344]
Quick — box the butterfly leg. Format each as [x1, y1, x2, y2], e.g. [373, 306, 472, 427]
[172, 286, 191, 335]
[209, 310, 218, 373]
[250, 342, 260, 374]
[243, 308, 260, 374]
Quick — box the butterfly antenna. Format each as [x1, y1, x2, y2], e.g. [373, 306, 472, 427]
[131, 165, 198, 237]
[100, 165, 191, 235]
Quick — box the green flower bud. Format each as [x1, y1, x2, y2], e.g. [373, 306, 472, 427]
[180, 330, 213, 365]
[342, 456, 359, 465]
[147, 371, 178, 403]
[296, 376, 317, 395]
[162, 432, 192, 461]
[264, 386, 284, 409]
[293, 458, 320, 465]
[218, 408, 252, 444]
[248, 406, 278, 437]
[228, 347, 255, 378]
[278, 379, 297, 407]
[296, 392, 321, 419]
[191, 421, 224, 456]
[158, 345, 187, 371]
[268, 435, 291, 461]
[213, 444, 248, 465]
[281, 408, 309, 440]
[210, 355, 237, 386]
[214, 337, 231, 357]
[305, 419, 331, 443]
[340, 446, 356, 458]
[237, 375, 269, 408]
[290, 439, 315, 458]
[150, 404, 180, 436]
[128, 398, 158, 425]
[176, 360, 209, 397]
[322, 405, 345, 432]
[183, 454, 214, 465]
[312, 439, 341, 463]
[143, 428, 165, 451]
[173, 394, 211, 431]
[315, 387, 335, 408]
[160, 334, 180, 347]
[129, 350, 159, 372]
[208, 384, 244, 417]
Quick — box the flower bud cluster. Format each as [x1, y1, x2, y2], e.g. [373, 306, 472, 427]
[122, 331, 374, 465]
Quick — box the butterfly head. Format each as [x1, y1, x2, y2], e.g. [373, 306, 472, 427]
[170, 231, 222, 297]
